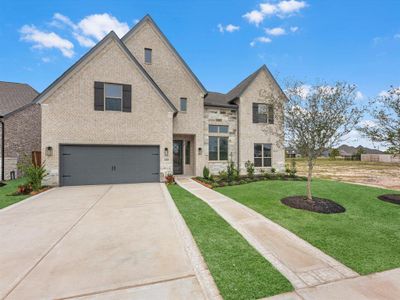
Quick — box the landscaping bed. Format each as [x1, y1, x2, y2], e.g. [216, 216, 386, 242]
[281, 196, 345, 214]
[217, 179, 400, 275]
[168, 184, 293, 299]
[378, 194, 400, 205]
[194, 173, 306, 188]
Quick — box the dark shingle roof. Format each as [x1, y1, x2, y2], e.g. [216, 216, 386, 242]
[204, 92, 238, 108]
[0, 81, 38, 117]
[204, 66, 263, 108]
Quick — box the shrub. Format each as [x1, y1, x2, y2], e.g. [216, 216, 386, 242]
[165, 173, 175, 184]
[227, 160, 239, 182]
[203, 166, 210, 179]
[18, 183, 32, 195]
[17, 157, 47, 191]
[218, 170, 228, 181]
[211, 182, 220, 189]
[245, 160, 255, 178]
[271, 167, 276, 174]
[239, 180, 246, 185]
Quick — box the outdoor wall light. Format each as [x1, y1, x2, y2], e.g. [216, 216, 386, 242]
[46, 146, 53, 156]
[198, 147, 202, 155]
[164, 147, 169, 156]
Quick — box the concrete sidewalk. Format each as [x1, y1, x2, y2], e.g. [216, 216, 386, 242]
[265, 268, 400, 300]
[176, 178, 358, 289]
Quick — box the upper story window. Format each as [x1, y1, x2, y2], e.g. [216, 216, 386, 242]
[180, 98, 187, 112]
[94, 81, 131, 113]
[209, 125, 228, 133]
[105, 83, 122, 111]
[253, 103, 274, 124]
[144, 48, 152, 64]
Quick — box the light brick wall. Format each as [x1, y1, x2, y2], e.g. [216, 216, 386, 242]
[204, 107, 238, 174]
[41, 39, 174, 185]
[124, 20, 205, 176]
[238, 70, 285, 174]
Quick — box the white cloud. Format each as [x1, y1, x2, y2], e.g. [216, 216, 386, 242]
[355, 91, 364, 100]
[73, 32, 96, 47]
[260, 3, 278, 15]
[250, 36, 272, 47]
[218, 23, 240, 33]
[394, 34, 400, 39]
[51, 13, 129, 47]
[41, 57, 51, 63]
[243, 10, 265, 26]
[226, 24, 240, 32]
[20, 25, 74, 58]
[277, 0, 307, 14]
[53, 13, 78, 30]
[78, 13, 129, 41]
[297, 84, 311, 98]
[243, 1, 307, 25]
[265, 27, 286, 36]
[290, 26, 299, 32]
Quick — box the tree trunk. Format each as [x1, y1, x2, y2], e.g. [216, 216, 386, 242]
[307, 158, 314, 201]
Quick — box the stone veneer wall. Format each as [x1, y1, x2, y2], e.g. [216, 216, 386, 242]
[204, 107, 238, 174]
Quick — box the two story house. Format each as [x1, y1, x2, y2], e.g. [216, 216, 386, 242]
[35, 15, 285, 186]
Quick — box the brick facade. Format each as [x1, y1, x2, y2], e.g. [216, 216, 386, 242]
[0, 104, 41, 179]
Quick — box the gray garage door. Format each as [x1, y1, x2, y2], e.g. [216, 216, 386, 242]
[60, 145, 160, 186]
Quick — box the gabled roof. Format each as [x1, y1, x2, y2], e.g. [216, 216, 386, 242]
[0, 81, 38, 117]
[204, 92, 238, 108]
[122, 14, 207, 95]
[204, 65, 287, 108]
[34, 31, 177, 113]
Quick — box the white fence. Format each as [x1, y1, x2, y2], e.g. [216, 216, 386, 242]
[361, 154, 400, 163]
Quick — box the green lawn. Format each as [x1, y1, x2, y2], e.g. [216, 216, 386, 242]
[0, 178, 30, 209]
[168, 185, 293, 300]
[217, 180, 400, 275]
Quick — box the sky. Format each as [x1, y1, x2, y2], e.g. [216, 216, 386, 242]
[1, 0, 399, 149]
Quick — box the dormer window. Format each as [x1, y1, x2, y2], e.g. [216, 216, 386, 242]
[144, 48, 152, 64]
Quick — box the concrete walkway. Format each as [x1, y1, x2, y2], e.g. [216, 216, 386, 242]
[265, 268, 400, 300]
[0, 183, 219, 300]
[176, 178, 358, 289]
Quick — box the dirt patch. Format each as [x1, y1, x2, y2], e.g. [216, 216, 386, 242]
[295, 159, 400, 190]
[281, 196, 346, 214]
[378, 194, 400, 205]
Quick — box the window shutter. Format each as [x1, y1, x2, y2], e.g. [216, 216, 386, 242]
[252, 103, 259, 123]
[94, 82, 104, 111]
[122, 84, 132, 112]
[268, 105, 274, 124]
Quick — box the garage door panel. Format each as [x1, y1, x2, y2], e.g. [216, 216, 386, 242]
[60, 145, 160, 186]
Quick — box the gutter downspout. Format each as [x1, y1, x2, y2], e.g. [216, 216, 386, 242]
[0, 118, 4, 181]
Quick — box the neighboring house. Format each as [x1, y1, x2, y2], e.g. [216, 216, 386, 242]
[35, 15, 286, 186]
[337, 144, 384, 158]
[0, 81, 41, 180]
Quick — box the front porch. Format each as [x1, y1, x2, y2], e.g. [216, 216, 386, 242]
[173, 134, 196, 176]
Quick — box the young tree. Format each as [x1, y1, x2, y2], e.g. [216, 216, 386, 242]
[359, 87, 400, 155]
[329, 148, 340, 160]
[285, 82, 363, 201]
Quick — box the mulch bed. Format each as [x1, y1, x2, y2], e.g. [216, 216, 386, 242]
[281, 196, 346, 214]
[377, 194, 400, 205]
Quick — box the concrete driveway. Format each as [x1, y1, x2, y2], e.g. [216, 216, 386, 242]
[0, 183, 206, 299]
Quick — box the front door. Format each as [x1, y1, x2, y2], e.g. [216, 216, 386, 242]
[173, 140, 183, 175]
